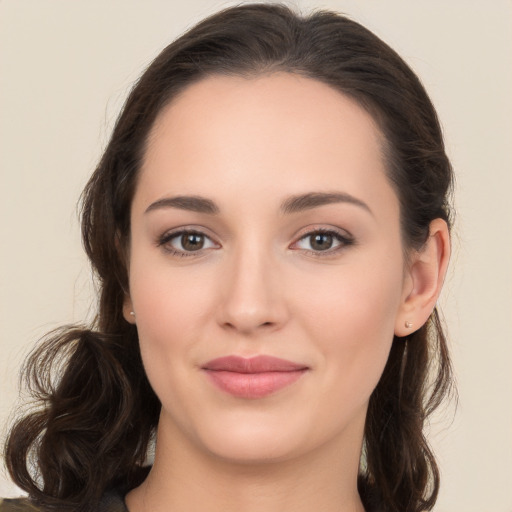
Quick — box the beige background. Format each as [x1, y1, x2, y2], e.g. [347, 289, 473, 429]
[1, 1, 511, 510]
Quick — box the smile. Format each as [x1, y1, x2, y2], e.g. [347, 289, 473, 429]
[201, 355, 309, 399]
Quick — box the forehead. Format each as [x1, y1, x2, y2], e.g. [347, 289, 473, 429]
[146, 72, 385, 160]
[137, 72, 396, 218]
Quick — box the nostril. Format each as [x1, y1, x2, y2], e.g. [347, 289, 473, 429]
[221, 320, 275, 332]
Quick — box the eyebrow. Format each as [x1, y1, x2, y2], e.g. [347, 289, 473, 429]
[145, 195, 220, 215]
[144, 191, 372, 216]
[280, 192, 373, 216]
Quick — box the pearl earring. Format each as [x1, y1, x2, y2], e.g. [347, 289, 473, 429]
[129, 311, 135, 317]
[405, 320, 413, 328]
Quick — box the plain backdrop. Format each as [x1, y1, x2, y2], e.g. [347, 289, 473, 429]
[1, 1, 511, 510]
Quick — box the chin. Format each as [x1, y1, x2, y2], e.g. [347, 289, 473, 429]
[162, 404, 313, 464]
[199, 424, 305, 464]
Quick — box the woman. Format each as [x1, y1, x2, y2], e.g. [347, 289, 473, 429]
[1, 4, 454, 512]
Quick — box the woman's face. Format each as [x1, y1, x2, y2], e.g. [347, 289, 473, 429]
[125, 73, 412, 463]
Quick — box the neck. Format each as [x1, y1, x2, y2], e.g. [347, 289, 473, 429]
[126, 416, 366, 512]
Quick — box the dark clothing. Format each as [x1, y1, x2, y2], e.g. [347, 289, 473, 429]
[0, 492, 128, 512]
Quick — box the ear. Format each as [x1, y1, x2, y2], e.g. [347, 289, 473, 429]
[123, 294, 136, 324]
[115, 232, 135, 324]
[394, 218, 451, 337]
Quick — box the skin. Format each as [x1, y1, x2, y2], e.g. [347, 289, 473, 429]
[123, 73, 450, 512]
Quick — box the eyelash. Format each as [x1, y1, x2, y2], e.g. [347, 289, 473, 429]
[157, 227, 354, 258]
[157, 229, 218, 258]
[292, 228, 355, 257]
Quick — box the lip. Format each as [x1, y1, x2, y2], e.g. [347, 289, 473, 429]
[202, 355, 309, 399]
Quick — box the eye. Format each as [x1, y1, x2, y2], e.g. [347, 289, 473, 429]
[292, 229, 354, 255]
[158, 229, 218, 256]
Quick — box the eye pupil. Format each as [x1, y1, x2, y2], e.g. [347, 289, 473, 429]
[181, 233, 204, 251]
[310, 233, 333, 251]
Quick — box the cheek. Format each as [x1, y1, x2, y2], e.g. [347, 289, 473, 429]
[297, 255, 402, 335]
[130, 251, 215, 329]
[294, 257, 403, 397]
[128, 260, 214, 387]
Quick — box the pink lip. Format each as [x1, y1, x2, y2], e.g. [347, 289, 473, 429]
[202, 355, 309, 399]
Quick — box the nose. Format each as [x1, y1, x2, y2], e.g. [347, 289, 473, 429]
[216, 244, 288, 335]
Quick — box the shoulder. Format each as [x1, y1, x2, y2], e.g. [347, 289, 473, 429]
[0, 492, 128, 512]
[0, 498, 40, 512]
[96, 491, 129, 512]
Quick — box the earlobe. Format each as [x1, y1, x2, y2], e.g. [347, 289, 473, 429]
[123, 295, 136, 324]
[115, 234, 135, 324]
[395, 218, 450, 337]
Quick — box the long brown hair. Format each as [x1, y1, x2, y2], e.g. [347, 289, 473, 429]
[4, 4, 455, 511]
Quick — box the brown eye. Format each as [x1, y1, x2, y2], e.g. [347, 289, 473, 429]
[158, 229, 218, 256]
[309, 233, 333, 251]
[181, 233, 205, 251]
[292, 229, 354, 255]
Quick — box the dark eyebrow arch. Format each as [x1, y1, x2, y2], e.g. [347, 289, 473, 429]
[145, 195, 220, 215]
[281, 192, 373, 216]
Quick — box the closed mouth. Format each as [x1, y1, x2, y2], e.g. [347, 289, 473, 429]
[202, 355, 309, 398]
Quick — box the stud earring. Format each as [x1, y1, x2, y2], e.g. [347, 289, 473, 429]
[405, 320, 413, 328]
[129, 311, 135, 317]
